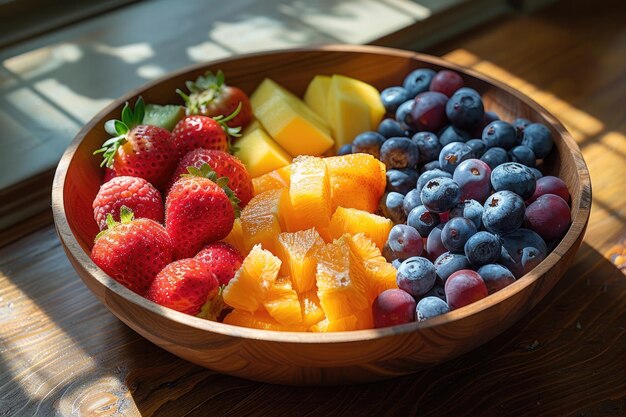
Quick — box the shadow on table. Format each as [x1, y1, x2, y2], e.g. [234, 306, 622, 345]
[123, 241, 625, 417]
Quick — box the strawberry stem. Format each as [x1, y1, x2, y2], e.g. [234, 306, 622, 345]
[95, 206, 135, 240]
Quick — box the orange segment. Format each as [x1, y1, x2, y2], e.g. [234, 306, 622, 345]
[252, 164, 291, 195]
[224, 309, 306, 332]
[222, 245, 281, 312]
[310, 316, 358, 332]
[315, 235, 369, 320]
[262, 277, 303, 326]
[222, 218, 247, 257]
[299, 289, 325, 328]
[289, 156, 332, 231]
[240, 189, 285, 254]
[351, 233, 398, 302]
[324, 153, 386, 213]
[277, 228, 325, 293]
[326, 207, 394, 251]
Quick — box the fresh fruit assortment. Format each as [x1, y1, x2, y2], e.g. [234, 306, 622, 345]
[89, 65, 572, 333]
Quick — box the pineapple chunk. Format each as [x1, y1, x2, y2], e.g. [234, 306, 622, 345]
[234, 126, 291, 178]
[304, 75, 331, 123]
[251, 78, 334, 157]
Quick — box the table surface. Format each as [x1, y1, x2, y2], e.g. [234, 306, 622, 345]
[1, 0, 626, 416]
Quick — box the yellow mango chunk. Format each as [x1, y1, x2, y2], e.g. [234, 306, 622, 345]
[234, 127, 291, 178]
[327, 75, 386, 151]
[240, 189, 285, 254]
[304, 75, 331, 123]
[251, 78, 334, 157]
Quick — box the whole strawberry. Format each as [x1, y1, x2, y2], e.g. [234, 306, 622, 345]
[94, 97, 178, 189]
[167, 149, 253, 208]
[145, 258, 218, 315]
[91, 206, 173, 295]
[93, 176, 164, 230]
[103, 168, 116, 183]
[178, 70, 253, 128]
[195, 242, 243, 286]
[166, 163, 239, 259]
[171, 110, 241, 158]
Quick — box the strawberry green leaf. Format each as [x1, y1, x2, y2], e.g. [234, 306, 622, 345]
[121, 102, 133, 127]
[133, 97, 145, 127]
[120, 205, 135, 223]
[104, 120, 118, 136]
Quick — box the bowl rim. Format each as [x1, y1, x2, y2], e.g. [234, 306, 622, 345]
[51, 44, 591, 344]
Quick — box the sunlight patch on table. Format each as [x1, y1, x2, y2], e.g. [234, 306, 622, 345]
[186, 41, 232, 63]
[33, 78, 112, 123]
[6, 87, 79, 134]
[93, 42, 154, 64]
[3, 44, 82, 80]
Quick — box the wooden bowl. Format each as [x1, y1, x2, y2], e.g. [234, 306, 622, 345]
[52, 45, 591, 385]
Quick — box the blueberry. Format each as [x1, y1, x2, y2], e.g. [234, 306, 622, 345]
[482, 120, 517, 150]
[421, 160, 441, 172]
[521, 123, 553, 158]
[407, 205, 441, 237]
[337, 143, 352, 156]
[513, 118, 531, 139]
[491, 162, 536, 200]
[386, 168, 419, 194]
[416, 296, 450, 321]
[442, 217, 477, 253]
[434, 252, 471, 283]
[412, 132, 441, 163]
[480, 146, 510, 170]
[439, 142, 475, 174]
[379, 192, 407, 224]
[423, 280, 446, 301]
[528, 167, 543, 180]
[446, 87, 484, 131]
[397, 256, 436, 297]
[378, 118, 407, 138]
[381, 86, 410, 114]
[499, 229, 547, 278]
[482, 191, 525, 235]
[449, 199, 483, 229]
[452, 158, 492, 203]
[403, 188, 423, 215]
[402, 68, 437, 97]
[380, 137, 419, 170]
[395, 100, 415, 130]
[464, 231, 501, 266]
[426, 224, 446, 262]
[438, 125, 470, 146]
[410, 91, 449, 132]
[417, 169, 452, 191]
[477, 264, 515, 294]
[508, 145, 536, 167]
[420, 177, 460, 213]
[466, 139, 487, 158]
[383, 224, 424, 262]
[352, 131, 386, 158]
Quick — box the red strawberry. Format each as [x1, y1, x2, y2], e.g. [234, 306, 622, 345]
[93, 176, 164, 231]
[103, 168, 116, 183]
[167, 149, 253, 207]
[145, 258, 218, 315]
[91, 206, 173, 295]
[95, 97, 178, 189]
[166, 163, 239, 259]
[195, 242, 243, 286]
[177, 70, 253, 128]
[171, 111, 240, 158]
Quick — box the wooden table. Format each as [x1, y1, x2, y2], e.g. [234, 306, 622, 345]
[1, 0, 625, 415]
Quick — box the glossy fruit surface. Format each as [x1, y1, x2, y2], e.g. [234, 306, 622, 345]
[525, 194, 571, 241]
[396, 256, 436, 297]
[445, 88, 484, 131]
[445, 269, 488, 309]
[453, 158, 492, 203]
[420, 177, 460, 213]
[373, 289, 416, 328]
[410, 91, 449, 132]
[482, 191, 525, 235]
[491, 162, 536, 200]
[464, 231, 501, 266]
[383, 224, 423, 262]
[416, 296, 450, 321]
[439, 142, 475, 174]
[430, 70, 464, 97]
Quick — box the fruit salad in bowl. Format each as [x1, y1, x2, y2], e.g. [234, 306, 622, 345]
[52, 45, 590, 384]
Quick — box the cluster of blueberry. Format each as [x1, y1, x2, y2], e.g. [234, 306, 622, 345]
[340, 69, 573, 328]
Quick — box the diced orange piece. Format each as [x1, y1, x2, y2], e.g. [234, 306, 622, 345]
[222, 218, 247, 257]
[251, 164, 292, 196]
[310, 316, 358, 332]
[354, 307, 374, 330]
[326, 207, 393, 251]
[299, 289, 325, 328]
[263, 277, 302, 326]
[315, 236, 369, 321]
[222, 245, 281, 312]
[324, 154, 386, 213]
[240, 189, 284, 254]
[351, 233, 398, 302]
[277, 228, 325, 293]
[288, 156, 332, 231]
[224, 309, 306, 332]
